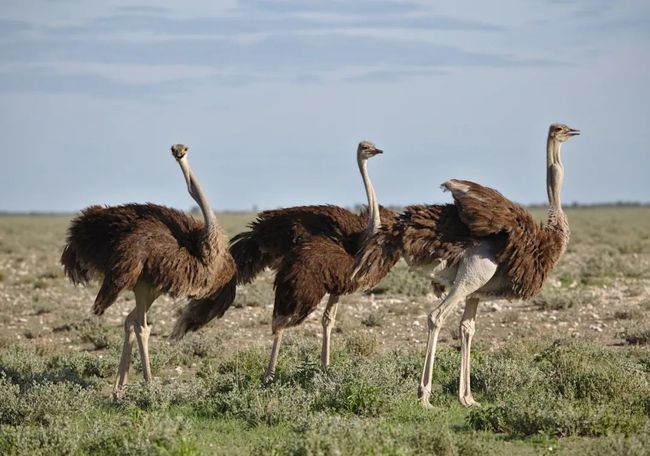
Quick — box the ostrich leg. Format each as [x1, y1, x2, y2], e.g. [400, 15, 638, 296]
[419, 250, 497, 407]
[459, 297, 480, 407]
[113, 310, 136, 396]
[133, 281, 157, 383]
[321, 294, 340, 370]
[264, 329, 284, 383]
[418, 289, 464, 407]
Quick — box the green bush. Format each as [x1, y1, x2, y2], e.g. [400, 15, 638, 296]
[468, 393, 646, 437]
[0, 375, 92, 426]
[344, 331, 379, 357]
[468, 340, 650, 437]
[622, 322, 650, 345]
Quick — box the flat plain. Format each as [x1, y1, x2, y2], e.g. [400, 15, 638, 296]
[0, 207, 649, 455]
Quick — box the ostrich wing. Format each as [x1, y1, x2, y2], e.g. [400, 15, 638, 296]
[441, 179, 534, 238]
[353, 204, 475, 290]
[273, 236, 356, 331]
[247, 205, 364, 256]
[442, 179, 565, 299]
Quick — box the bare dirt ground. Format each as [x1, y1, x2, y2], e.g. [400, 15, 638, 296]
[1, 207, 648, 359]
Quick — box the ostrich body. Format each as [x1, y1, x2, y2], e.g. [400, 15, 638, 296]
[61, 145, 235, 394]
[172, 141, 394, 380]
[353, 124, 579, 406]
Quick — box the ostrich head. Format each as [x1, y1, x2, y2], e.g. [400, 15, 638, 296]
[357, 141, 383, 161]
[171, 143, 189, 160]
[171, 144, 194, 196]
[549, 124, 580, 143]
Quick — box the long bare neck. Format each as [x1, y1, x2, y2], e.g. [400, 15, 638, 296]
[187, 166, 216, 233]
[358, 157, 380, 235]
[546, 137, 569, 238]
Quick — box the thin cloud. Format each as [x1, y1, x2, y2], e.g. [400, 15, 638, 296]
[0, 69, 186, 100]
[237, 0, 425, 15]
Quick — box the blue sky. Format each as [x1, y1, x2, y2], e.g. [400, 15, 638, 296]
[1, 0, 648, 212]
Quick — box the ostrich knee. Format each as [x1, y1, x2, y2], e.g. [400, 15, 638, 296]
[427, 308, 445, 331]
[322, 309, 336, 329]
[460, 318, 476, 340]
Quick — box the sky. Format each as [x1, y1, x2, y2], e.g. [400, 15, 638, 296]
[1, 0, 649, 212]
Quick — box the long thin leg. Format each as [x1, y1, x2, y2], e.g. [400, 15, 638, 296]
[133, 281, 156, 383]
[264, 329, 284, 383]
[320, 294, 340, 370]
[418, 288, 465, 407]
[419, 250, 497, 407]
[113, 310, 136, 396]
[459, 297, 480, 406]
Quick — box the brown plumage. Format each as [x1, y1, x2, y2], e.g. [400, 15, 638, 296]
[356, 186, 567, 300]
[61, 144, 235, 395]
[443, 179, 568, 299]
[353, 204, 475, 292]
[62, 203, 233, 314]
[266, 205, 396, 331]
[353, 123, 580, 407]
[170, 204, 387, 337]
[174, 141, 394, 380]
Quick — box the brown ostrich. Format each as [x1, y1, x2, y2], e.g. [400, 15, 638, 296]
[172, 141, 395, 381]
[353, 123, 580, 407]
[61, 144, 235, 395]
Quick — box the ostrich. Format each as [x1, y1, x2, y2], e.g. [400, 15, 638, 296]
[61, 144, 235, 394]
[353, 123, 579, 406]
[172, 141, 395, 381]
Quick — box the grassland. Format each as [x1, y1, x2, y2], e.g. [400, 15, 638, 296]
[0, 207, 649, 455]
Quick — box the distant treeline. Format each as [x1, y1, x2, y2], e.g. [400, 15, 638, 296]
[1, 201, 649, 217]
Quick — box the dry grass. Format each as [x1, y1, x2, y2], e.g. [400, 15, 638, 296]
[0, 207, 649, 454]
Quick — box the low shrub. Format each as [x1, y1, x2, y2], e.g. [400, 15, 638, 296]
[468, 340, 650, 437]
[622, 322, 650, 345]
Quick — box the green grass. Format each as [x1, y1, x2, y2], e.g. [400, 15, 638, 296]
[1, 208, 650, 454]
[0, 339, 648, 455]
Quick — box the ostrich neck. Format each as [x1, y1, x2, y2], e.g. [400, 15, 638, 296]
[546, 137, 569, 239]
[187, 167, 216, 233]
[358, 158, 380, 236]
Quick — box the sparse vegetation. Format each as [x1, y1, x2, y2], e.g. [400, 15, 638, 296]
[0, 338, 648, 454]
[622, 322, 650, 345]
[0, 208, 649, 454]
[361, 310, 385, 327]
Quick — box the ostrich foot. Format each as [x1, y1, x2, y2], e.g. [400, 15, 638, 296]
[418, 386, 433, 409]
[111, 387, 123, 402]
[320, 357, 329, 372]
[263, 372, 275, 385]
[459, 395, 481, 407]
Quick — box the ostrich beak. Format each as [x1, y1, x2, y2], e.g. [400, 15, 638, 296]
[371, 148, 384, 156]
[567, 128, 580, 136]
